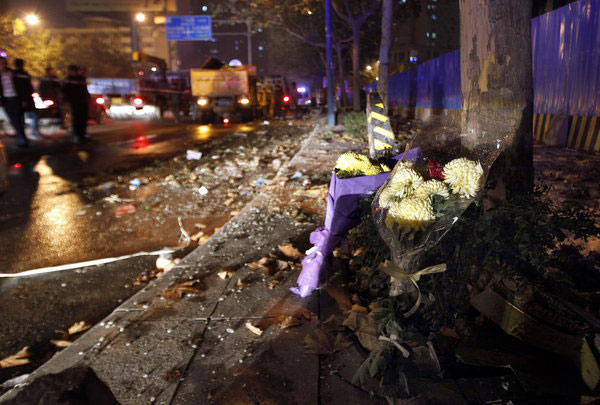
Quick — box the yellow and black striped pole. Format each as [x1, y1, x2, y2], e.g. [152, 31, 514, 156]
[367, 91, 396, 158]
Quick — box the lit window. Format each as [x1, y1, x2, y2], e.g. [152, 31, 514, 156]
[432, 32, 437, 39]
[426, 32, 430, 38]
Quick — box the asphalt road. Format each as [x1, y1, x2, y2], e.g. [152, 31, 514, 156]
[0, 119, 257, 275]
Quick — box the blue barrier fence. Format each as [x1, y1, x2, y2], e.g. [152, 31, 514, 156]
[374, 0, 599, 117]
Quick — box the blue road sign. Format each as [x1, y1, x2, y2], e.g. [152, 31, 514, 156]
[166, 15, 212, 41]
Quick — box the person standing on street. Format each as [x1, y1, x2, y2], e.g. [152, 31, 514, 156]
[13, 58, 41, 140]
[63, 65, 89, 143]
[0, 57, 28, 147]
[39, 66, 63, 126]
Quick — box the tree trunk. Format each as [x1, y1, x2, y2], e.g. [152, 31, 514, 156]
[460, 0, 534, 200]
[336, 43, 347, 108]
[352, 23, 361, 111]
[378, 0, 393, 107]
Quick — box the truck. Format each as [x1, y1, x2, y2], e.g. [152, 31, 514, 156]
[190, 59, 257, 124]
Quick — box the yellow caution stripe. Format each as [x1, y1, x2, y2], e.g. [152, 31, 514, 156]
[369, 111, 389, 123]
[374, 138, 392, 150]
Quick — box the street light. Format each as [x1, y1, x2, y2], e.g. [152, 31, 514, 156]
[135, 13, 146, 23]
[24, 13, 40, 26]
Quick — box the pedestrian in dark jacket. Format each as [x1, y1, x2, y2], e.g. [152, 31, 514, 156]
[0, 57, 28, 147]
[39, 67, 63, 126]
[63, 64, 89, 143]
[14, 58, 41, 140]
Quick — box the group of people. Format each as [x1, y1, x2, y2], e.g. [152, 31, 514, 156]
[0, 58, 90, 147]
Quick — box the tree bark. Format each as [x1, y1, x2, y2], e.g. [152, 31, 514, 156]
[351, 23, 361, 111]
[460, 0, 534, 200]
[335, 42, 347, 108]
[378, 0, 393, 107]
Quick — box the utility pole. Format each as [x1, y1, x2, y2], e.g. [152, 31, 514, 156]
[325, 0, 336, 126]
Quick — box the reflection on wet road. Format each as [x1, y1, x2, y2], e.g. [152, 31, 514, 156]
[0, 120, 256, 274]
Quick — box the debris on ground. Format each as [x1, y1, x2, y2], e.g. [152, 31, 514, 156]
[0, 348, 31, 369]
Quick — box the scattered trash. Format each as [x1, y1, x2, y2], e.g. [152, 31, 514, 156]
[217, 269, 236, 280]
[272, 159, 282, 171]
[75, 210, 87, 216]
[129, 178, 141, 189]
[156, 255, 177, 272]
[115, 204, 136, 216]
[255, 177, 266, 187]
[245, 322, 263, 336]
[0, 347, 31, 368]
[278, 244, 302, 260]
[226, 328, 235, 334]
[290, 171, 303, 180]
[186, 150, 203, 160]
[198, 186, 209, 195]
[211, 155, 220, 160]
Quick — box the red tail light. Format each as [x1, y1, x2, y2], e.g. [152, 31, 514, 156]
[95, 97, 105, 105]
[223, 118, 230, 124]
[283, 95, 290, 103]
[133, 97, 143, 105]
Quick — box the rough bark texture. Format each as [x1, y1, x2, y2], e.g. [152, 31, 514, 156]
[460, 0, 534, 199]
[378, 0, 393, 107]
[336, 43, 347, 108]
[352, 24, 361, 111]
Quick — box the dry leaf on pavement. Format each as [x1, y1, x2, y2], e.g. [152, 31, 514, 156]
[277, 315, 302, 329]
[217, 269, 236, 280]
[50, 340, 73, 348]
[68, 321, 91, 336]
[304, 329, 352, 355]
[163, 280, 202, 301]
[0, 347, 31, 368]
[267, 280, 281, 289]
[343, 311, 381, 352]
[245, 322, 263, 336]
[278, 244, 302, 260]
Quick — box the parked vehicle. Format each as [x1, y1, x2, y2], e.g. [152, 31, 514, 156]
[87, 78, 161, 120]
[190, 59, 257, 124]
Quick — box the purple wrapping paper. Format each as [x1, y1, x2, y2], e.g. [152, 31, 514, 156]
[291, 148, 421, 297]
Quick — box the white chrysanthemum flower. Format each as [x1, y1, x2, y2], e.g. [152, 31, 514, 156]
[385, 167, 423, 198]
[378, 188, 400, 208]
[443, 158, 483, 198]
[385, 196, 435, 234]
[414, 180, 450, 200]
[334, 152, 389, 177]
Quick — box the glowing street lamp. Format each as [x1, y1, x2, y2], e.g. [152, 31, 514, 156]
[24, 13, 40, 26]
[135, 12, 146, 23]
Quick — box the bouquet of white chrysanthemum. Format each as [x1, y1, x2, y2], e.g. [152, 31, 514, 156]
[372, 137, 499, 315]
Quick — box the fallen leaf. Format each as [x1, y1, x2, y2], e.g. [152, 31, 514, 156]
[267, 280, 281, 289]
[230, 210, 240, 216]
[245, 322, 263, 336]
[343, 311, 381, 352]
[275, 260, 290, 271]
[163, 280, 202, 301]
[68, 321, 91, 336]
[223, 198, 235, 206]
[352, 247, 367, 257]
[350, 304, 368, 313]
[278, 244, 302, 260]
[277, 315, 302, 329]
[50, 340, 73, 348]
[304, 329, 352, 355]
[0, 347, 30, 368]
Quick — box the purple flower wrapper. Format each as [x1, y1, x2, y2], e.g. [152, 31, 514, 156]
[291, 148, 422, 297]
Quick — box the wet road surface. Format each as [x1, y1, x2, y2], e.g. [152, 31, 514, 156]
[0, 120, 257, 274]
